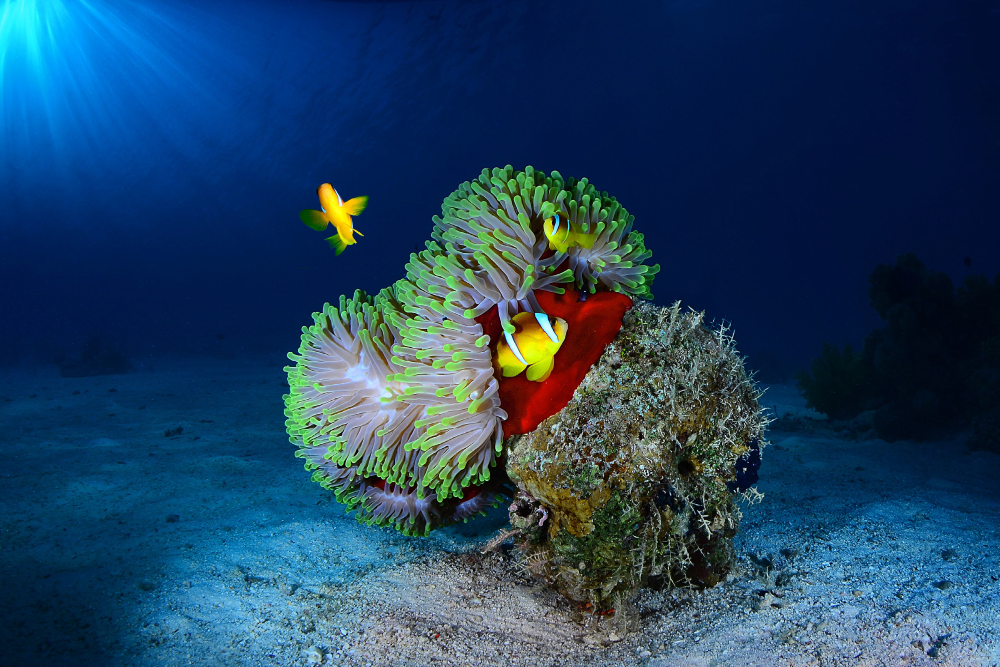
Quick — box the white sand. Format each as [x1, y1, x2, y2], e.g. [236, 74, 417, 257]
[1, 359, 998, 666]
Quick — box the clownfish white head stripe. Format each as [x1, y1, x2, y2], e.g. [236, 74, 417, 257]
[535, 312, 560, 343]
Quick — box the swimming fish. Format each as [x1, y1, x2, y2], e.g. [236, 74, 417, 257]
[299, 183, 368, 255]
[495, 312, 568, 382]
[542, 213, 598, 254]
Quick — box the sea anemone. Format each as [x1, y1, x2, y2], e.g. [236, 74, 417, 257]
[429, 166, 658, 332]
[386, 278, 506, 502]
[284, 166, 659, 535]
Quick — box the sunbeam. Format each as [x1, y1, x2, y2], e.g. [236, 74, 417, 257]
[0, 0, 230, 205]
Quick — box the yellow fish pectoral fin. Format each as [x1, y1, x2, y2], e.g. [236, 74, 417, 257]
[326, 233, 348, 255]
[496, 345, 527, 377]
[502, 360, 528, 377]
[299, 209, 328, 231]
[341, 195, 368, 216]
[526, 355, 555, 382]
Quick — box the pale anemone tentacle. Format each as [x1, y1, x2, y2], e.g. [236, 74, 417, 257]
[284, 290, 427, 485]
[545, 176, 660, 298]
[285, 290, 456, 535]
[361, 475, 506, 533]
[432, 166, 576, 336]
[360, 482, 445, 535]
[453, 489, 506, 522]
[386, 277, 507, 502]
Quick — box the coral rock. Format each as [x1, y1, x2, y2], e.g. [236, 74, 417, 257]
[505, 300, 767, 609]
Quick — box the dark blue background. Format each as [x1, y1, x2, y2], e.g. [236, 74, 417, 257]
[2, 0, 998, 377]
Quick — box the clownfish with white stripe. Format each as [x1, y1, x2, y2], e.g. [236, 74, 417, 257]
[299, 183, 368, 255]
[542, 212, 598, 254]
[495, 312, 568, 382]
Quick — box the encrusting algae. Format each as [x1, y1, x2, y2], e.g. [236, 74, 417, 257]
[284, 166, 767, 607]
[505, 300, 767, 610]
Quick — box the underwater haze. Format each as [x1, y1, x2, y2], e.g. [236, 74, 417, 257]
[1, 0, 997, 371]
[2, 1, 1000, 666]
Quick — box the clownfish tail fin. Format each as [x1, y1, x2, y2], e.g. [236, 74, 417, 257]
[325, 233, 348, 255]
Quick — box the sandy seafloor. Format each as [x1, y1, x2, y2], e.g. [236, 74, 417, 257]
[1, 357, 999, 667]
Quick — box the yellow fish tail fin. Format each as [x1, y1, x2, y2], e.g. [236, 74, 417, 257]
[299, 209, 329, 231]
[526, 355, 555, 382]
[341, 195, 368, 216]
[326, 233, 348, 256]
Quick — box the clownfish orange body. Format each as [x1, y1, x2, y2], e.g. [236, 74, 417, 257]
[299, 183, 368, 255]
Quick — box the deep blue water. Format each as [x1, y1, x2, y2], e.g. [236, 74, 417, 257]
[2, 0, 998, 375]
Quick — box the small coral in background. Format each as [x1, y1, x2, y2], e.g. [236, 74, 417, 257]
[56, 336, 132, 378]
[796, 253, 1000, 448]
[505, 301, 767, 610]
[795, 342, 867, 420]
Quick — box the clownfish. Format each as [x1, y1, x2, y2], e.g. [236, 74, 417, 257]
[495, 312, 568, 382]
[299, 183, 368, 255]
[542, 213, 598, 254]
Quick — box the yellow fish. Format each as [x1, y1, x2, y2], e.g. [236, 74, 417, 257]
[299, 183, 368, 255]
[542, 212, 598, 254]
[495, 312, 568, 382]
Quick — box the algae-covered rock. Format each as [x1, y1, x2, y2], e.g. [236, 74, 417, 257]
[505, 300, 768, 610]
